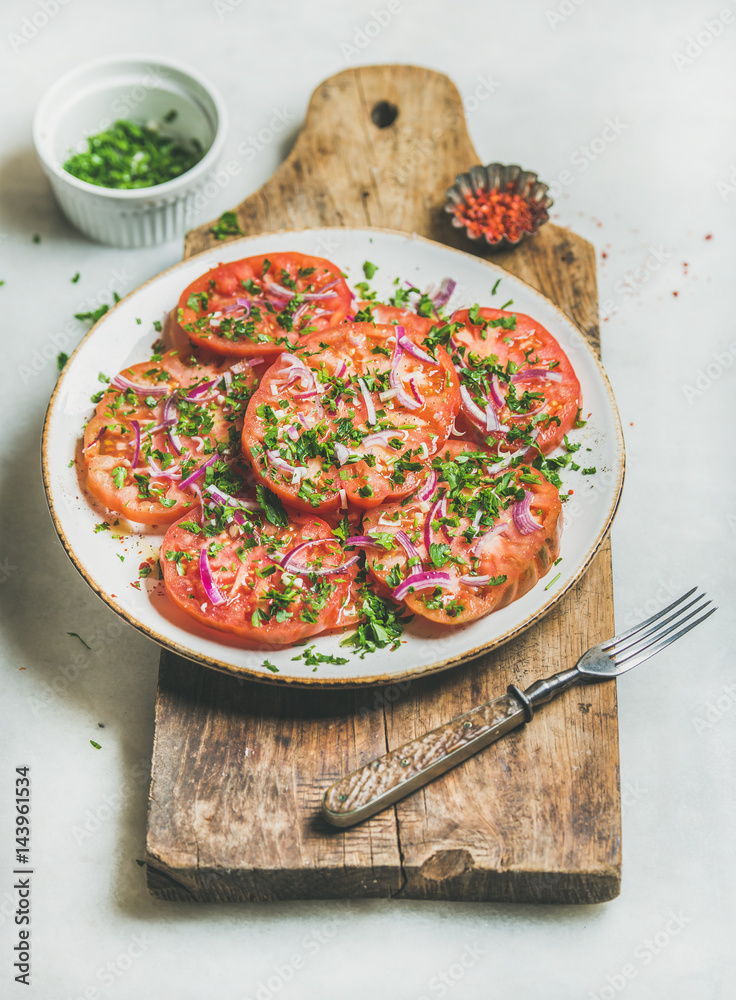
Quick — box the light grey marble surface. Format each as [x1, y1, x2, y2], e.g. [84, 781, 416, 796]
[1, 0, 734, 997]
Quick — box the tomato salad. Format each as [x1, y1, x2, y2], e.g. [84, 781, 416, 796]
[82, 252, 588, 659]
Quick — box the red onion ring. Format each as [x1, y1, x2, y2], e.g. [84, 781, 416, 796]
[393, 570, 452, 602]
[199, 548, 226, 605]
[179, 453, 218, 491]
[512, 491, 542, 534]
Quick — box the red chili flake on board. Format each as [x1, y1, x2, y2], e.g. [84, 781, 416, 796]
[452, 181, 548, 243]
[672, 291, 679, 297]
[705, 234, 712, 240]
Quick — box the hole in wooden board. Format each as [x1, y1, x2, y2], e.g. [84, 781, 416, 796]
[371, 101, 398, 128]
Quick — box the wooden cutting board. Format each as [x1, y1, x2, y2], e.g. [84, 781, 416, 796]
[145, 65, 621, 904]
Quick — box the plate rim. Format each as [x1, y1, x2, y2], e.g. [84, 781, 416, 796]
[42, 224, 625, 689]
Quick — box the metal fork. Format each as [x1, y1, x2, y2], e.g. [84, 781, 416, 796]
[322, 588, 716, 828]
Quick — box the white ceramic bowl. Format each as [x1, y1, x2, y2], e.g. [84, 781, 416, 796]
[33, 54, 228, 248]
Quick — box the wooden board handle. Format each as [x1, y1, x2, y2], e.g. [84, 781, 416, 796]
[185, 65, 478, 258]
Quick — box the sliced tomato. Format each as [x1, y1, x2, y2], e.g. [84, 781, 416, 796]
[449, 307, 582, 457]
[241, 321, 460, 514]
[177, 252, 351, 358]
[357, 301, 437, 339]
[161, 505, 359, 644]
[84, 350, 256, 524]
[360, 441, 562, 625]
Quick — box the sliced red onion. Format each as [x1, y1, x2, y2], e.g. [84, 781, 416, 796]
[199, 548, 225, 606]
[431, 277, 456, 309]
[511, 368, 564, 383]
[285, 424, 300, 442]
[339, 488, 347, 510]
[424, 495, 444, 552]
[489, 374, 507, 409]
[512, 491, 541, 534]
[281, 538, 358, 576]
[409, 378, 424, 406]
[485, 403, 509, 434]
[301, 289, 338, 301]
[389, 335, 421, 411]
[292, 302, 310, 326]
[84, 428, 104, 451]
[268, 283, 338, 302]
[179, 453, 218, 491]
[470, 521, 508, 556]
[184, 381, 219, 403]
[449, 418, 466, 438]
[334, 442, 350, 466]
[162, 395, 181, 453]
[415, 469, 438, 502]
[190, 481, 203, 523]
[111, 374, 169, 396]
[241, 357, 267, 369]
[472, 509, 483, 530]
[129, 420, 141, 468]
[458, 574, 495, 587]
[397, 331, 439, 366]
[203, 484, 262, 512]
[394, 529, 422, 571]
[344, 535, 382, 549]
[362, 430, 396, 448]
[393, 571, 452, 602]
[460, 385, 486, 427]
[235, 298, 252, 315]
[358, 378, 376, 425]
[267, 449, 309, 482]
[334, 360, 347, 378]
[293, 389, 320, 400]
[147, 457, 181, 480]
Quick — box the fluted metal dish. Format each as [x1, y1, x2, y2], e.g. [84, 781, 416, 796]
[445, 162, 553, 250]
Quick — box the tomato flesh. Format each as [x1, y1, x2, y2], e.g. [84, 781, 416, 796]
[241, 321, 460, 514]
[178, 252, 351, 358]
[449, 307, 582, 457]
[84, 350, 255, 524]
[161, 506, 359, 644]
[360, 441, 562, 625]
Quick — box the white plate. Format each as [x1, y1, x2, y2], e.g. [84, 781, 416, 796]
[43, 227, 625, 687]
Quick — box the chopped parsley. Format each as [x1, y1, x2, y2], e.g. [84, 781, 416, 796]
[63, 119, 203, 189]
[292, 645, 348, 666]
[211, 210, 246, 240]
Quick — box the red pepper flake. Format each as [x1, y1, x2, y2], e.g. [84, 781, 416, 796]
[601, 251, 608, 259]
[672, 291, 679, 297]
[452, 181, 548, 243]
[567, 489, 574, 495]
[705, 234, 713, 240]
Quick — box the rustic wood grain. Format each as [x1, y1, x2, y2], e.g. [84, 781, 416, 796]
[147, 64, 621, 904]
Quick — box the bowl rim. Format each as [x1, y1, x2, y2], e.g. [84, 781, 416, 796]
[32, 52, 229, 202]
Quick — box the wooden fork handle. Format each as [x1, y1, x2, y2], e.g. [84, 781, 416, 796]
[322, 687, 532, 828]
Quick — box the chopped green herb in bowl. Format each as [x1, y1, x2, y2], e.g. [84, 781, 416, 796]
[63, 119, 203, 190]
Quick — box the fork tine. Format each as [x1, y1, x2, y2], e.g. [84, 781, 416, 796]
[600, 586, 698, 651]
[613, 605, 717, 672]
[609, 592, 708, 657]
